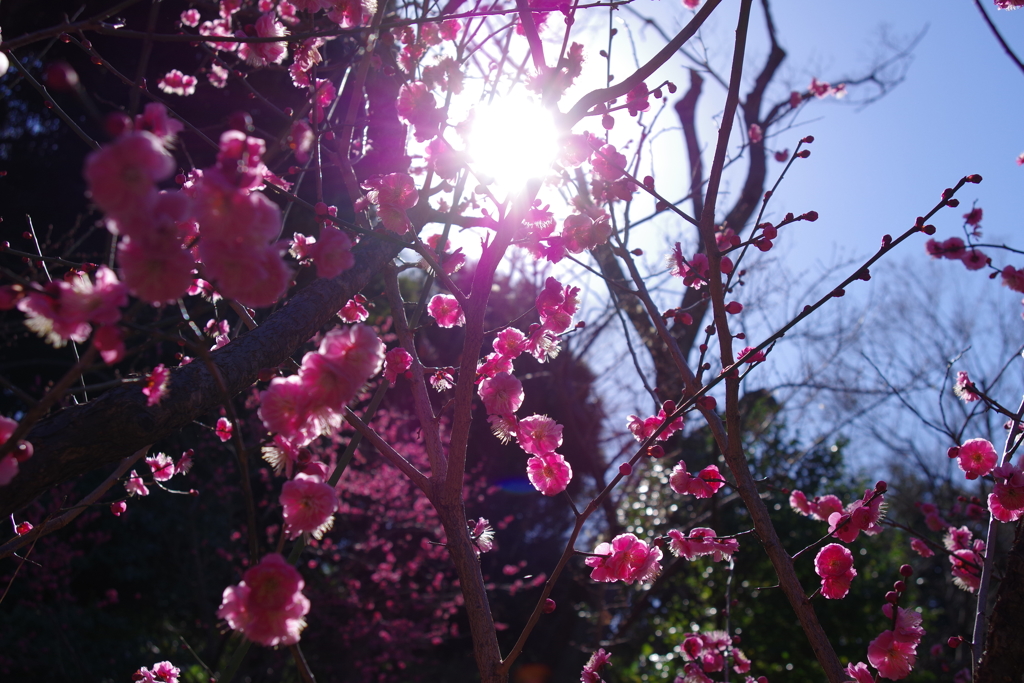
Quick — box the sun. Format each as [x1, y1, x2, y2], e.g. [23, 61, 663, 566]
[464, 93, 561, 192]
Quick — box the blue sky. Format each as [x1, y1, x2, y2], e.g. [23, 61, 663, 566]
[544, 0, 1024, 469]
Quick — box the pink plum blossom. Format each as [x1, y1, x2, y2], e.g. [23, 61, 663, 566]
[989, 467, 1024, 522]
[669, 462, 725, 499]
[146, 453, 176, 481]
[667, 527, 738, 562]
[910, 538, 934, 558]
[949, 547, 983, 592]
[953, 371, 980, 402]
[309, 226, 354, 279]
[217, 553, 310, 646]
[180, 9, 201, 26]
[526, 452, 572, 495]
[882, 604, 925, 645]
[516, 415, 564, 456]
[125, 470, 149, 497]
[956, 438, 997, 480]
[814, 543, 856, 599]
[360, 173, 419, 233]
[1001, 265, 1024, 293]
[961, 249, 989, 271]
[581, 648, 611, 683]
[239, 13, 289, 67]
[339, 295, 369, 323]
[626, 403, 684, 442]
[298, 324, 385, 423]
[478, 372, 524, 416]
[280, 472, 339, 539]
[215, 417, 234, 442]
[18, 267, 127, 346]
[845, 662, 874, 683]
[427, 294, 465, 328]
[396, 82, 444, 142]
[591, 144, 627, 181]
[84, 132, 175, 218]
[828, 488, 885, 543]
[586, 533, 662, 584]
[135, 661, 181, 683]
[867, 630, 916, 680]
[142, 364, 171, 407]
[383, 347, 414, 384]
[157, 69, 197, 96]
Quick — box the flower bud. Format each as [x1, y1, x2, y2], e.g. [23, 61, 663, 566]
[885, 591, 899, 604]
[875, 480, 887, 493]
[966, 174, 982, 184]
[948, 636, 962, 648]
[543, 599, 556, 614]
[894, 580, 906, 592]
[647, 445, 665, 458]
[619, 462, 633, 476]
[947, 446, 960, 459]
[899, 564, 913, 577]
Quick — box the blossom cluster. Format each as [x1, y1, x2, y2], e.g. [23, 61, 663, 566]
[679, 629, 753, 678]
[789, 483, 886, 544]
[847, 602, 924, 681]
[259, 324, 385, 468]
[473, 278, 581, 496]
[585, 533, 662, 584]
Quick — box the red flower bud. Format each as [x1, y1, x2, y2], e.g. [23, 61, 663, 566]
[619, 462, 633, 476]
[543, 599, 556, 614]
[899, 564, 913, 577]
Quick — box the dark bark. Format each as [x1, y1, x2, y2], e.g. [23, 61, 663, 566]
[976, 517, 1024, 683]
[0, 234, 403, 519]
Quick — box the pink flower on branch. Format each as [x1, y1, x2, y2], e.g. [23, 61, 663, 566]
[953, 371, 981, 402]
[867, 629, 917, 680]
[280, 472, 339, 539]
[215, 417, 234, 442]
[84, 132, 175, 218]
[814, 543, 856, 599]
[125, 470, 149, 497]
[516, 415, 564, 456]
[910, 538, 934, 558]
[157, 69, 197, 96]
[586, 533, 662, 584]
[478, 372, 524, 416]
[217, 553, 310, 646]
[146, 452, 176, 481]
[669, 462, 724, 499]
[956, 438, 997, 480]
[427, 294, 465, 328]
[135, 661, 181, 683]
[526, 452, 572, 495]
[238, 13, 289, 67]
[667, 527, 738, 562]
[360, 173, 419, 233]
[383, 347, 413, 384]
[142, 364, 171, 407]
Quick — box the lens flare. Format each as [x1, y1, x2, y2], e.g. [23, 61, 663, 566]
[465, 95, 559, 191]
